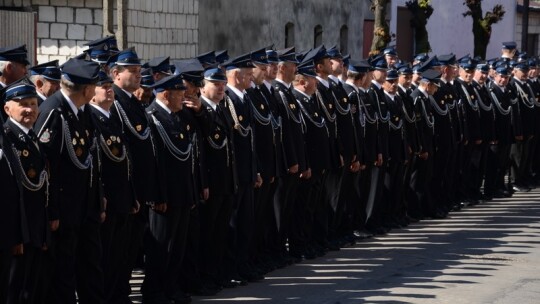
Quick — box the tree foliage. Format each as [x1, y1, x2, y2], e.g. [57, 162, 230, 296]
[406, 0, 434, 54]
[370, 0, 391, 56]
[463, 0, 505, 59]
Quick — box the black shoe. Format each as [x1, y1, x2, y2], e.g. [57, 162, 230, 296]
[143, 293, 173, 304]
[168, 291, 191, 304]
[513, 184, 531, 192]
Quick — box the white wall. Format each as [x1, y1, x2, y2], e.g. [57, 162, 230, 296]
[390, 0, 516, 59]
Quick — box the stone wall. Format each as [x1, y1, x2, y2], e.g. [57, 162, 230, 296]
[198, 0, 365, 59]
[126, 0, 199, 61]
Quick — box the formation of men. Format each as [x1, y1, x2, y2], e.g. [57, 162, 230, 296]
[0, 37, 540, 304]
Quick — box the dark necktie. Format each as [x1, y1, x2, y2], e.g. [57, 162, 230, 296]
[28, 129, 40, 150]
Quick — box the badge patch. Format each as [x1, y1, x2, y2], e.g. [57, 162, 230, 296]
[106, 139, 112, 145]
[72, 138, 77, 145]
[75, 131, 80, 138]
[260, 104, 265, 110]
[22, 149, 29, 157]
[111, 147, 119, 156]
[180, 133, 184, 139]
[238, 115, 243, 122]
[136, 125, 142, 132]
[39, 130, 51, 143]
[214, 134, 220, 140]
[80, 139, 85, 145]
[111, 136, 117, 142]
[75, 147, 83, 157]
[329, 104, 333, 109]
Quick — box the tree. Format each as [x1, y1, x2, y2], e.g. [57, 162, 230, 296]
[463, 0, 505, 59]
[406, 0, 434, 54]
[370, 0, 391, 56]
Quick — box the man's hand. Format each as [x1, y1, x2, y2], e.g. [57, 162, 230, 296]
[254, 174, 263, 188]
[12, 244, 23, 256]
[100, 211, 106, 223]
[375, 153, 383, 167]
[300, 168, 312, 179]
[350, 160, 360, 172]
[201, 188, 209, 201]
[419, 151, 429, 160]
[154, 203, 168, 213]
[183, 96, 202, 112]
[288, 164, 299, 174]
[131, 200, 141, 214]
[50, 220, 59, 232]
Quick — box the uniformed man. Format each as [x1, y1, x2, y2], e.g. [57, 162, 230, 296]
[148, 56, 173, 82]
[290, 58, 330, 260]
[484, 65, 514, 198]
[342, 60, 374, 234]
[2, 78, 49, 304]
[109, 48, 164, 303]
[271, 47, 306, 265]
[223, 53, 263, 283]
[133, 68, 155, 106]
[431, 54, 458, 214]
[0, 45, 30, 120]
[259, 48, 287, 269]
[174, 59, 212, 296]
[144, 73, 194, 304]
[326, 46, 360, 246]
[89, 71, 139, 303]
[455, 55, 484, 204]
[29, 60, 61, 105]
[0, 106, 24, 303]
[501, 41, 517, 61]
[382, 69, 408, 228]
[245, 47, 277, 274]
[508, 61, 535, 192]
[410, 69, 440, 219]
[34, 58, 104, 304]
[311, 45, 341, 251]
[527, 58, 540, 186]
[472, 63, 496, 200]
[383, 47, 399, 69]
[194, 67, 237, 290]
[366, 54, 390, 233]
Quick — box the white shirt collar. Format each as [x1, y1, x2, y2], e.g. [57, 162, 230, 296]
[418, 86, 429, 98]
[121, 88, 133, 98]
[90, 104, 111, 118]
[293, 88, 311, 100]
[398, 84, 409, 92]
[227, 84, 245, 100]
[60, 89, 81, 117]
[201, 95, 217, 111]
[346, 80, 359, 93]
[384, 91, 395, 100]
[9, 118, 30, 134]
[275, 78, 291, 89]
[328, 75, 340, 84]
[263, 80, 273, 91]
[155, 98, 172, 114]
[250, 81, 257, 89]
[37, 91, 47, 101]
[496, 84, 506, 92]
[316, 76, 330, 88]
[371, 80, 382, 90]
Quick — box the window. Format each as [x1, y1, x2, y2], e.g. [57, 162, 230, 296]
[340, 25, 349, 54]
[314, 25, 323, 47]
[527, 34, 539, 56]
[285, 22, 295, 48]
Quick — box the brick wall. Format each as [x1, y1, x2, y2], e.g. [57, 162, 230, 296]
[35, 0, 103, 64]
[126, 0, 199, 61]
[0, 0, 199, 65]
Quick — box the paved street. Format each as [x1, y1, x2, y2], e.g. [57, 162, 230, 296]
[129, 188, 540, 304]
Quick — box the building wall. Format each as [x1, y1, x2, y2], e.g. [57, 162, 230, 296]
[198, 0, 365, 59]
[516, 11, 540, 56]
[0, 0, 199, 65]
[389, 0, 516, 60]
[126, 0, 199, 61]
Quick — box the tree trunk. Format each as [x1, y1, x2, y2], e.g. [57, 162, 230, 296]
[370, 0, 390, 55]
